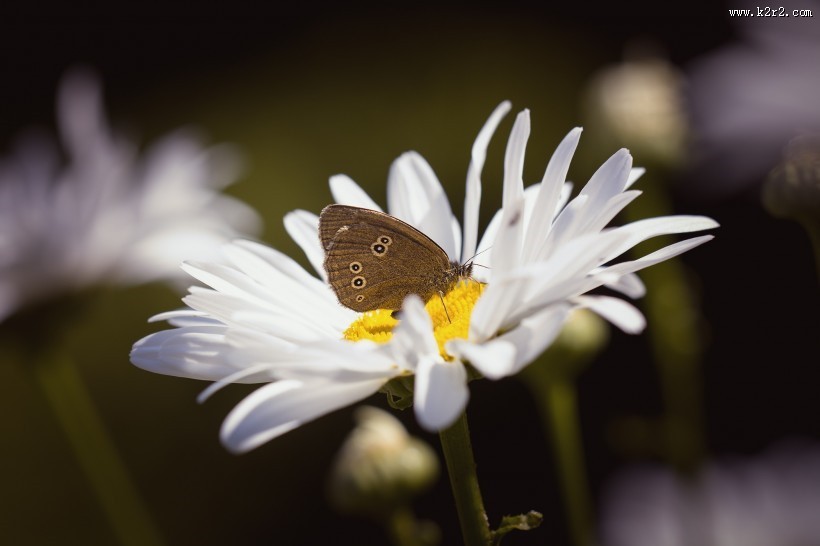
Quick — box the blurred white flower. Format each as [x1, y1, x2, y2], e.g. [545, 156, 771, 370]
[687, 0, 820, 196]
[600, 441, 820, 546]
[0, 68, 261, 322]
[132, 102, 716, 453]
[585, 54, 688, 166]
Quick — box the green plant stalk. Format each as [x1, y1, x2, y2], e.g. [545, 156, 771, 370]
[624, 182, 705, 472]
[528, 373, 595, 546]
[33, 351, 164, 546]
[439, 411, 492, 546]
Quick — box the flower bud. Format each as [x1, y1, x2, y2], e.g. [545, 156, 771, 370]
[763, 133, 820, 222]
[327, 407, 439, 517]
[585, 54, 688, 168]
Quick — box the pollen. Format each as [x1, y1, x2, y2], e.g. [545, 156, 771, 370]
[343, 280, 483, 360]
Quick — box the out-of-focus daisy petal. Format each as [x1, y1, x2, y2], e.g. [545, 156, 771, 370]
[0, 69, 261, 322]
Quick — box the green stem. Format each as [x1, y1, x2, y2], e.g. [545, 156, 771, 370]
[535, 377, 595, 546]
[624, 180, 705, 472]
[32, 351, 164, 546]
[439, 412, 492, 546]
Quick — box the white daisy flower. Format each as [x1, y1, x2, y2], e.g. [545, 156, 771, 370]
[131, 102, 717, 453]
[0, 68, 261, 322]
[601, 442, 820, 546]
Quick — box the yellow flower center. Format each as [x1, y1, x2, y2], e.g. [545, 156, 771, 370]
[343, 280, 483, 360]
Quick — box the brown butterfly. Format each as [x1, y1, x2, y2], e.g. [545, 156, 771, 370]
[319, 204, 473, 312]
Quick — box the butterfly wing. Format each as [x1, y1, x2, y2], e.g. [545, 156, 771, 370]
[319, 205, 453, 311]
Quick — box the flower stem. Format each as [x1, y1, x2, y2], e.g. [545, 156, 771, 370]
[533, 376, 596, 546]
[624, 180, 705, 472]
[32, 351, 164, 546]
[439, 411, 492, 546]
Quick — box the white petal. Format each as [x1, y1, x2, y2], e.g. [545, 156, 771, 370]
[502, 110, 530, 208]
[601, 235, 716, 278]
[387, 152, 457, 259]
[231, 240, 329, 294]
[473, 204, 503, 279]
[479, 230, 631, 330]
[181, 260, 249, 299]
[414, 357, 468, 431]
[220, 378, 386, 453]
[197, 363, 275, 403]
[447, 338, 517, 380]
[460, 304, 571, 377]
[180, 263, 341, 334]
[149, 309, 212, 326]
[130, 326, 244, 381]
[603, 220, 718, 264]
[390, 295, 439, 365]
[549, 150, 634, 247]
[579, 149, 632, 203]
[490, 196, 525, 277]
[230, 309, 338, 342]
[577, 190, 642, 235]
[283, 210, 326, 281]
[574, 295, 646, 334]
[605, 215, 720, 261]
[626, 167, 645, 189]
[57, 69, 108, 159]
[499, 304, 571, 372]
[224, 241, 350, 326]
[603, 272, 646, 298]
[555, 181, 574, 215]
[463, 101, 512, 261]
[537, 194, 589, 260]
[329, 174, 382, 210]
[522, 127, 582, 263]
[559, 150, 632, 243]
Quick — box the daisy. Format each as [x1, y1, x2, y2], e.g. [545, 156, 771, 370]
[131, 101, 717, 453]
[601, 441, 820, 546]
[0, 68, 261, 323]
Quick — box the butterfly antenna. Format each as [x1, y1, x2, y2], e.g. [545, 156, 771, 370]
[438, 291, 452, 324]
[464, 246, 492, 265]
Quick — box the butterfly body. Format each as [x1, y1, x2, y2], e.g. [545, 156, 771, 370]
[319, 205, 472, 312]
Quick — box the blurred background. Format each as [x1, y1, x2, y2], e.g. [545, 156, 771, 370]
[1, 3, 818, 545]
